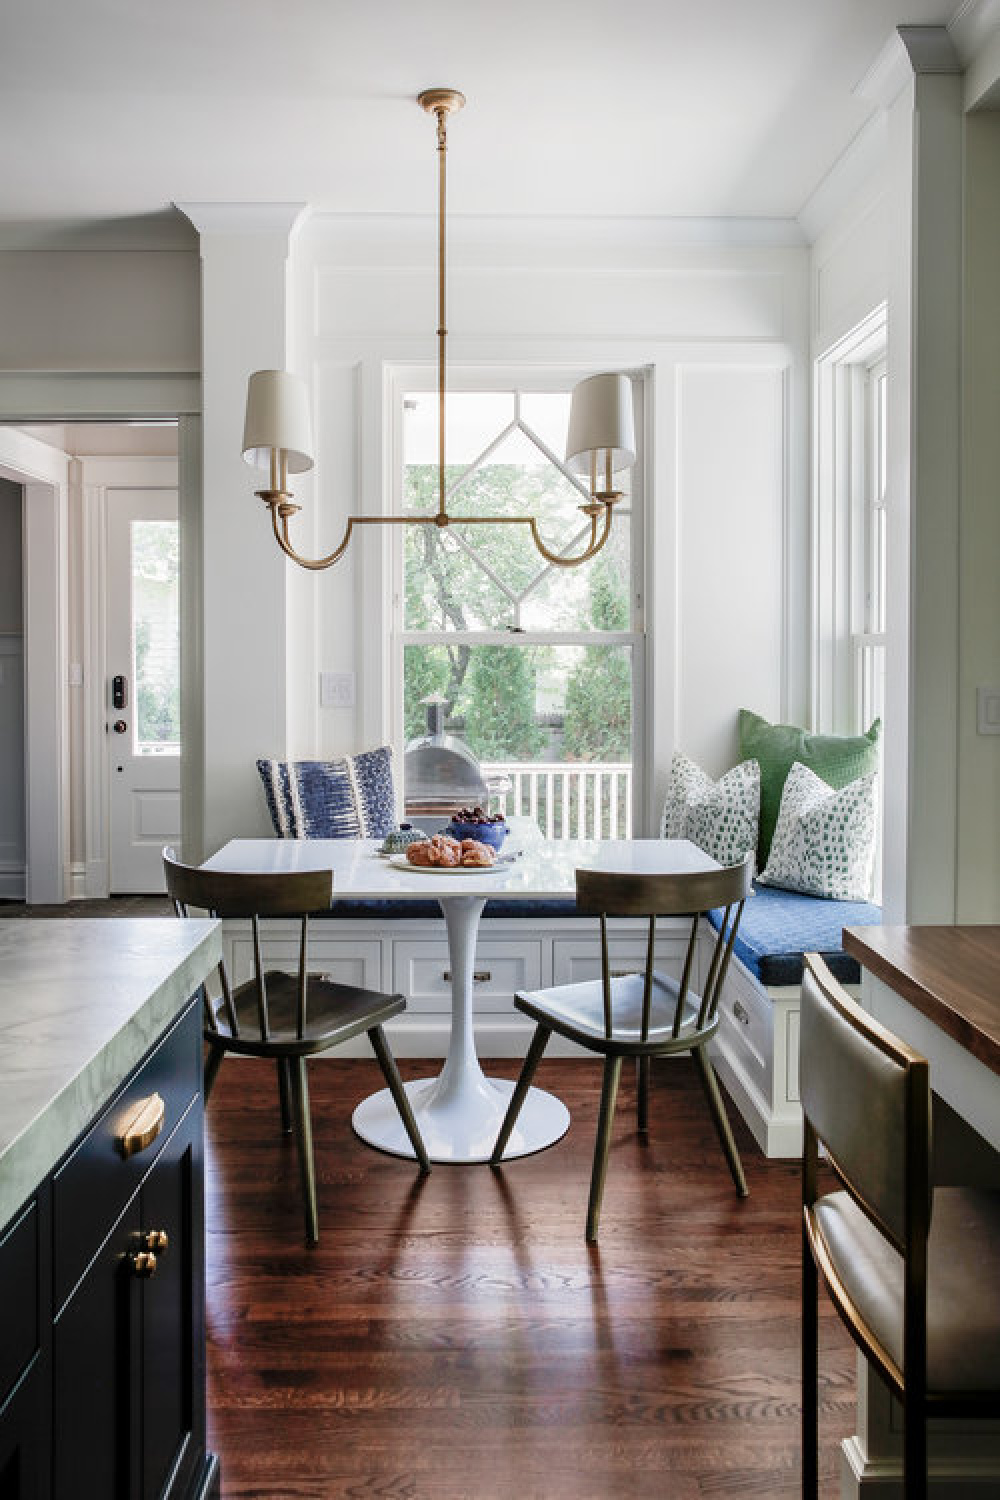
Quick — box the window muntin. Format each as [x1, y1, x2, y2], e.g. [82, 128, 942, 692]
[396, 380, 641, 837]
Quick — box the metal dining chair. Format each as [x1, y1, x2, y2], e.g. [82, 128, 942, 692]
[800, 953, 1000, 1500]
[163, 849, 430, 1244]
[490, 856, 754, 1241]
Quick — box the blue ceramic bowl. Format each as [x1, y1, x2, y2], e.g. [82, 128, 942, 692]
[446, 819, 508, 852]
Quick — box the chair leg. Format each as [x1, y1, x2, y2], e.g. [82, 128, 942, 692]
[368, 1025, 431, 1173]
[586, 1055, 623, 1243]
[277, 1057, 293, 1135]
[204, 1043, 224, 1101]
[637, 1055, 650, 1134]
[287, 1057, 319, 1245]
[801, 1227, 819, 1500]
[489, 1024, 552, 1166]
[692, 1046, 748, 1196]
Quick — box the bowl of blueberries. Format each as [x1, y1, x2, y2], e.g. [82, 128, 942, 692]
[445, 806, 509, 852]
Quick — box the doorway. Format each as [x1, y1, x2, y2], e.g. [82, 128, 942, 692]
[106, 485, 181, 892]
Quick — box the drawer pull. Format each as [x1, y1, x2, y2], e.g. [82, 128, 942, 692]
[117, 1093, 166, 1159]
[442, 970, 492, 984]
[733, 1000, 750, 1027]
[142, 1229, 169, 1256]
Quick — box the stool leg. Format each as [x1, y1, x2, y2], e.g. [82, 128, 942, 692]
[801, 1227, 819, 1499]
[586, 1055, 622, 1243]
[277, 1057, 293, 1135]
[368, 1025, 431, 1173]
[490, 1024, 551, 1165]
[637, 1055, 650, 1133]
[693, 1046, 747, 1196]
[288, 1057, 319, 1245]
[903, 1392, 927, 1500]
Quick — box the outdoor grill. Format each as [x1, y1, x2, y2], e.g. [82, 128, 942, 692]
[403, 695, 503, 825]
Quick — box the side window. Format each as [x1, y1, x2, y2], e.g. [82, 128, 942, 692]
[394, 383, 643, 838]
[853, 357, 887, 732]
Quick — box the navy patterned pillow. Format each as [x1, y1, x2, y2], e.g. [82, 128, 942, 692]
[256, 746, 397, 839]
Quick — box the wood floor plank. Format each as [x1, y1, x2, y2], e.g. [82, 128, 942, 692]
[205, 1055, 854, 1497]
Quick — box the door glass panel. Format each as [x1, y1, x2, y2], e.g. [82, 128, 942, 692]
[131, 520, 180, 755]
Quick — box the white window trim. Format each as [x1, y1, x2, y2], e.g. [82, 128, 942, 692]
[386, 365, 648, 834]
[812, 305, 887, 736]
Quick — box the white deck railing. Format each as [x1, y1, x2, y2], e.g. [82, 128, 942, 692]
[481, 761, 633, 841]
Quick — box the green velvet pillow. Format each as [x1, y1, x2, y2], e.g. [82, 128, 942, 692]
[738, 709, 881, 868]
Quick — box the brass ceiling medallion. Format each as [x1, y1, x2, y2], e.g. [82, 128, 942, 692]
[242, 90, 636, 571]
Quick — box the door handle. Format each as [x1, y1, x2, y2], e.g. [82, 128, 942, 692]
[113, 720, 127, 734]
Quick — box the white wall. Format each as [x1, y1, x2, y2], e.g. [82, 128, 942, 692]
[278, 214, 810, 835]
[957, 111, 1000, 921]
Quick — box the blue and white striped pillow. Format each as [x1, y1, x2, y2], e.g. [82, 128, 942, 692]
[256, 746, 397, 839]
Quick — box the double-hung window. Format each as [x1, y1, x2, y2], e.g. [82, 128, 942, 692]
[392, 377, 644, 838]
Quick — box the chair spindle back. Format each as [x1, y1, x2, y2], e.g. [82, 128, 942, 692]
[575, 856, 753, 1040]
[163, 848, 334, 1043]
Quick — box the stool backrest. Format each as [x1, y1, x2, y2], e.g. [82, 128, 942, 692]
[163, 848, 334, 1044]
[800, 953, 931, 1255]
[574, 855, 753, 1042]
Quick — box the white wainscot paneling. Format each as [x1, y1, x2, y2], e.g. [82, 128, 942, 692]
[316, 266, 788, 343]
[675, 364, 786, 772]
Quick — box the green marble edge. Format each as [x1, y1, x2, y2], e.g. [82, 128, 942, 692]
[0, 919, 221, 1230]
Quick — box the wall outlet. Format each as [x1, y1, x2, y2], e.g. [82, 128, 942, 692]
[320, 671, 356, 709]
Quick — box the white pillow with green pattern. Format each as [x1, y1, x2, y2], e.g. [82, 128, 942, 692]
[660, 752, 760, 866]
[758, 760, 877, 900]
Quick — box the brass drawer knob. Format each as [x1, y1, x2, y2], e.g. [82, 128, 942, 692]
[143, 1229, 169, 1255]
[117, 1093, 166, 1159]
[129, 1250, 158, 1279]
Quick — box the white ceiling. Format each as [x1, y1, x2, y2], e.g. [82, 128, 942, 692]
[0, 0, 961, 233]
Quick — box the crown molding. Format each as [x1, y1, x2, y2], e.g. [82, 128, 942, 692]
[857, 25, 962, 111]
[175, 202, 309, 242]
[950, 0, 1000, 61]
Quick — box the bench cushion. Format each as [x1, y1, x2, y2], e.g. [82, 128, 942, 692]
[708, 882, 882, 986]
[322, 898, 582, 922]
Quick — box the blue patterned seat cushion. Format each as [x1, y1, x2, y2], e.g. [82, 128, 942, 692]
[257, 748, 397, 839]
[708, 881, 882, 986]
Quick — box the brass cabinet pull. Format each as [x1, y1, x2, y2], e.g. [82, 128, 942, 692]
[142, 1229, 169, 1255]
[117, 1092, 166, 1159]
[443, 970, 491, 984]
[129, 1250, 158, 1279]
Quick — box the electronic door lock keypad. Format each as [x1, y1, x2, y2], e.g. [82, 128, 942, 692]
[112, 674, 128, 710]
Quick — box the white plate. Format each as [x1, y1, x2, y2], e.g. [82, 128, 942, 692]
[387, 854, 509, 875]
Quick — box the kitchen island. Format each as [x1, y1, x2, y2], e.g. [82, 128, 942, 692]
[0, 917, 221, 1500]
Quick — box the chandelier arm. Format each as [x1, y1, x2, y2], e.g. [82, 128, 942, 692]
[525, 505, 614, 569]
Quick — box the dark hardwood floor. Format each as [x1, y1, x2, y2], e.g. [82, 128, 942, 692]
[205, 1055, 854, 1498]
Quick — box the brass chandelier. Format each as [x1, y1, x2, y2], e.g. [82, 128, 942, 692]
[242, 88, 636, 571]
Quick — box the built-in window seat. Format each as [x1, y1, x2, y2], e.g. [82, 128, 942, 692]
[708, 883, 882, 1157]
[221, 882, 879, 1156]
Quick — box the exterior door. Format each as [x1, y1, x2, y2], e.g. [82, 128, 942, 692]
[107, 490, 181, 893]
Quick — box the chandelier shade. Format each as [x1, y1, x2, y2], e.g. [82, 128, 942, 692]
[565, 372, 636, 479]
[242, 369, 314, 474]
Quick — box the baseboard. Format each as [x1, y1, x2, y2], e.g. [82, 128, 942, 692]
[841, 1436, 1000, 1497]
[711, 1034, 803, 1157]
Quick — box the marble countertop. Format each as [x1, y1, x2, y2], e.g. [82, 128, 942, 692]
[0, 918, 221, 1230]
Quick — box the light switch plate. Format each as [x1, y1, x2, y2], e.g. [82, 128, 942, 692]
[977, 686, 1000, 735]
[320, 671, 356, 709]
